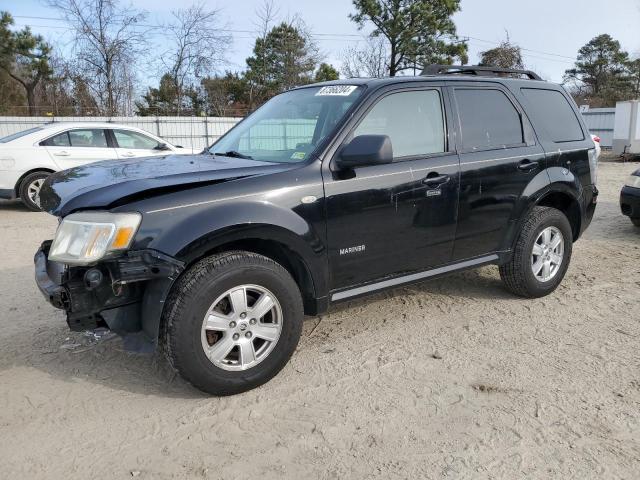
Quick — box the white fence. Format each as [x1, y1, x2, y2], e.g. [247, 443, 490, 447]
[0, 116, 242, 150]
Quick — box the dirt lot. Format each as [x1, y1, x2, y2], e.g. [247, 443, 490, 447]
[0, 161, 639, 479]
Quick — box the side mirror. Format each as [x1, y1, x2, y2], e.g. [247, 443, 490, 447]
[155, 143, 170, 151]
[336, 135, 393, 169]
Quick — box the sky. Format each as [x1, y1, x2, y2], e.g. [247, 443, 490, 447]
[6, 0, 640, 87]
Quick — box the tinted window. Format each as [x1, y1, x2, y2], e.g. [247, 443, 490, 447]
[43, 132, 71, 147]
[521, 88, 584, 142]
[354, 90, 445, 158]
[114, 130, 161, 149]
[455, 89, 523, 150]
[68, 129, 108, 148]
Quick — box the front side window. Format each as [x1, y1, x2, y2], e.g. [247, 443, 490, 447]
[113, 130, 161, 149]
[210, 85, 364, 163]
[353, 89, 446, 158]
[521, 88, 584, 143]
[455, 89, 524, 151]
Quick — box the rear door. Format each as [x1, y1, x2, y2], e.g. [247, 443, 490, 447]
[43, 128, 116, 168]
[111, 129, 166, 159]
[450, 84, 546, 261]
[324, 85, 460, 290]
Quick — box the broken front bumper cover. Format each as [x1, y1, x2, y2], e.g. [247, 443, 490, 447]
[34, 240, 184, 334]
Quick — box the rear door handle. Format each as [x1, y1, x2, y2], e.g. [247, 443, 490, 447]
[54, 151, 70, 156]
[423, 173, 450, 187]
[518, 159, 538, 172]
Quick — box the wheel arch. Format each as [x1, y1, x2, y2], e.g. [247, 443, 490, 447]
[140, 222, 329, 344]
[535, 189, 582, 241]
[14, 168, 55, 197]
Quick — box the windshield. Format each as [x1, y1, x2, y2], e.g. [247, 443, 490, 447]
[209, 85, 363, 163]
[0, 126, 44, 143]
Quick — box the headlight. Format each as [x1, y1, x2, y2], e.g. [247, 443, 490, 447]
[625, 175, 640, 188]
[49, 211, 141, 265]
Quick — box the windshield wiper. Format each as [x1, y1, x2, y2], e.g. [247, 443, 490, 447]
[215, 150, 253, 160]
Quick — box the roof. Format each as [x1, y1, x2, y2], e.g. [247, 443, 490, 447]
[300, 74, 553, 91]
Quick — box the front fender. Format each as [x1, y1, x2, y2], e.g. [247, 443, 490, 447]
[132, 200, 328, 339]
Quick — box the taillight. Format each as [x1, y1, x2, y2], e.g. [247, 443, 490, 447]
[593, 136, 601, 143]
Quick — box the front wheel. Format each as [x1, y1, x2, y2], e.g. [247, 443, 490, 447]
[499, 206, 573, 298]
[19, 171, 50, 211]
[163, 251, 303, 395]
[631, 218, 640, 228]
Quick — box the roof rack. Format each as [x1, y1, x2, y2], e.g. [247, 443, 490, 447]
[421, 64, 542, 81]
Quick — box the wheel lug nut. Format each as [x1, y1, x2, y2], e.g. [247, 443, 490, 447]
[229, 321, 236, 328]
[240, 312, 247, 319]
[249, 318, 256, 325]
[245, 331, 252, 339]
[232, 333, 240, 340]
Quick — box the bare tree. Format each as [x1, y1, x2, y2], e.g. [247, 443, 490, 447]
[341, 37, 388, 78]
[47, 0, 148, 116]
[162, 3, 230, 114]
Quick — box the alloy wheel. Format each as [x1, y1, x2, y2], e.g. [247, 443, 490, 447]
[200, 284, 283, 371]
[531, 226, 564, 282]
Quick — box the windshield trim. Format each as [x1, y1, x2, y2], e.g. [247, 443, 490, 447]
[206, 84, 367, 165]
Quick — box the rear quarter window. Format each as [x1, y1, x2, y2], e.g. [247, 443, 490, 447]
[520, 88, 584, 143]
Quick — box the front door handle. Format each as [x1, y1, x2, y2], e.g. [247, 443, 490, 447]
[54, 151, 70, 156]
[121, 152, 136, 158]
[518, 159, 538, 172]
[423, 173, 450, 187]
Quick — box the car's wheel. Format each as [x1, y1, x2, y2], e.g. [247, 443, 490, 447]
[19, 171, 49, 211]
[499, 206, 573, 298]
[631, 218, 640, 228]
[163, 251, 303, 395]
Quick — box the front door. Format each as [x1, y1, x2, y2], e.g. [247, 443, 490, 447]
[324, 87, 460, 290]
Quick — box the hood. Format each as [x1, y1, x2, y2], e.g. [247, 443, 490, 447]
[39, 153, 293, 217]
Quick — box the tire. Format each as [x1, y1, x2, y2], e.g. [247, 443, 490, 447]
[163, 251, 304, 395]
[499, 206, 573, 298]
[631, 218, 640, 228]
[19, 171, 49, 211]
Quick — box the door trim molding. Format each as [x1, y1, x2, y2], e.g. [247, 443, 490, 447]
[330, 254, 499, 301]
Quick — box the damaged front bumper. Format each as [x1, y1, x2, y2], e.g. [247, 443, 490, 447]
[34, 240, 184, 338]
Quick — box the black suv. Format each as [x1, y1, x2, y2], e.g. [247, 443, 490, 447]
[35, 66, 598, 395]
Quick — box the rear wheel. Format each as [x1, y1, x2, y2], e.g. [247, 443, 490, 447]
[163, 251, 303, 395]
[19, 171, 49, 211]
[500, 206, 573, 298]
[631, 218, 640, 228]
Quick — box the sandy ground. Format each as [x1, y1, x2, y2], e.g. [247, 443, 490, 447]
[0, 161, 639, 479]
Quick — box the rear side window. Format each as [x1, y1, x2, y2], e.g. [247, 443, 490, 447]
[353, 89, 445, 158]
[42, 132, 71, 147]
[41, 129, 108, 148]
[521, 88, 584, 142]
[455, 89, 524, 151]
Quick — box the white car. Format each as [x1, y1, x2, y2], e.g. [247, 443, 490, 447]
[591, 134, 601, 159]
[0, 123, 193, 211]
